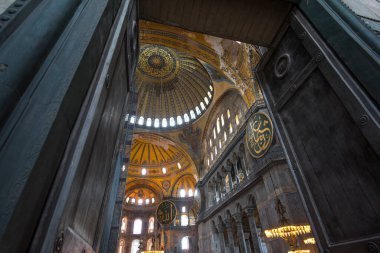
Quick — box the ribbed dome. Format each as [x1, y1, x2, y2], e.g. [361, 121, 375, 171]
[128, 44, 214, 129]
[127, 134, 193, 177]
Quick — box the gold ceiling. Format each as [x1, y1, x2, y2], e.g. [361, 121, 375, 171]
[133, 44, 214, 129]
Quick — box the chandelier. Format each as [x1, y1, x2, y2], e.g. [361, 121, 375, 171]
[264, 225, 311, 239]
[264, 174, 312, 253]
[303, 237, 316, 245]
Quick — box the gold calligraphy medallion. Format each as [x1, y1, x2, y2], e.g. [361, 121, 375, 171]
[156, 200, 177, 225]
[246, 112, 273, 158]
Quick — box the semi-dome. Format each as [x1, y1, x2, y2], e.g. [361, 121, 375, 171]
[126, 44, 214, 129]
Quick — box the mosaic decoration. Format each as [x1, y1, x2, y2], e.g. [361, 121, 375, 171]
[156, 200, 177, 225]
[246, 112, 273, 158]
[162, 180, 171, 192]
[137, 45, 179, 82]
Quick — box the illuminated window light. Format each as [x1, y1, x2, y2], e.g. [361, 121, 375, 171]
[184, 113, 190, 123]
[204, 97, 209, 105]
[162, 118, 168, 128]
[122, 165, 125, 171]
[182, 206, 186, 213]
[200, 102, 205, 110]
[177, 162, 181, 169]
[209, 85, 213, 91]
[213, 128, 216, 139]
[146, 118, 152, 127]
[207, 159, 210, 166]
[215, 146, 218, 155]
[151, 198, 155, 203]
[217, 118, 220, 133]
[131, 198, 135, 204]
[126, 197, 130, 203]
[169, 117, 176, 127]
[180, 189, 186, 197]
[138, 116, 144, 125]
[130, 115, 135, 124]
[146, 199, 150, 205]
[207, 91, 212, 98]
[188, 189, 193, 197]
[125, 114, 129, 121]
[138, 199, 143, 205]
[211, 153, 213, 161]
[162, 167, 167, 174]
[219, 140, 222, 149]
[235, 114, 240, 125]
[141, 168, 146, 175]
[221, 114, 225, 126]
[196, 106, 201, 115]
[229, 123, 233, 133]
[177, 116, 183, 125]
[209, 139, 212, 147]
[181, 215, 188, 226]
[227, 109, 230, 119]
[154, 118, 160, 128]
[190, 110, 196, 119]
[224, 131, 227, 141]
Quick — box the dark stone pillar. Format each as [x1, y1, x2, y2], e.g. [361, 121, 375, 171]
[234, 213, 248, 253]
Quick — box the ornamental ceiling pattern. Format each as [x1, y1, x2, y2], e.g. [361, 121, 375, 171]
[134, 44, 214, 129]
[139, 20, 263, 107]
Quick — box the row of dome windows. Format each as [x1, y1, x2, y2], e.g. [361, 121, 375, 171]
[126, 197, 155, 205]
[139, 162, 181, 176]
[125, 189, 195, 206]
[125, 89, 213, 128]
[119, 237, 190, 252]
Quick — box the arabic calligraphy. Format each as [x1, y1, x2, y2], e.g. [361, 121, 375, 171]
[156, 201, 177, 225]
[246, 112, 273, 158]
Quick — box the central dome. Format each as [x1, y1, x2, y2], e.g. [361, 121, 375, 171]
[128, 44, 214, 129]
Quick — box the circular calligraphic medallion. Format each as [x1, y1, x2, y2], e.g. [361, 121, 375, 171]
[156, 200, 177, 225]
[246, 112, 274, 158]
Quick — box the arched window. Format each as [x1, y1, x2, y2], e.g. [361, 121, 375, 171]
[190, 110, 196, 119]
[162, 118, 168, 127]
[131, 239, 140, 253]
[146, 117, 152, 127]
[177, 115, 183, 125]
[229, 123, 233, 133]
[130, 115, 136, 124]
[207, 91, 212, 98]
[211, 153, 213, 161]
[221, 114, 225, 126]
[225, 175, 230, 193]
[213, 128, 216, 139]
[126, 197, 130, 203]
[146, 199, 150, 205]
[207, 158, 210, 166]
[169, 117, 176, 127]
[209, 85, 213, 91]
[195, 106, 201, 115]
[204, 97, 209, 105]
[217, 118, 220, 133]
[119, 239, 125, 253]
[177, 162, 181, 169]
[188, 189, 193, 197]
[200, 102, 205, 110]
[137, 199, 143, 205]
[235, 114, 240, 125]
[180, 188, 186, 197]
[224, 131, 227, 141]
[227, 109, 231, 118]
[181, 236, 190, 250]
[141, 168, 146, 175]
[181, 214, 188, 226]
[184, 113, 190, 122]
[162, 167, 167, 174]
[131, 198, 135, 204]
[147, 239, 153, 251]
[209, 139, 212, 147]
[148, 217, 154, 233]
[214, 146, 218, 155]
[133, 219, 142, 234]
[121, 217, 127, 233]
[138, 116, 144, 125]
[219, 140, 222, 149]
[154, 118, 160, 128]
[182, 206, 186, 212]
[151, 197, 155, 203]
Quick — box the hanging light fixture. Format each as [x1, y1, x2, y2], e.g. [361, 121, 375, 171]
[264, 173, 312, 252]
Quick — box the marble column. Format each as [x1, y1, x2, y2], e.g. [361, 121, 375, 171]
[245, 207, 261, 253]
[225, 218, 235, 253]
[239, 155, 248, 177]
[227, 169, 233, 192]
[217, 223, 227, 253]
[233, 213, 248, 253]
[220, 176, 226, 199]
[211, 224, 219, 252]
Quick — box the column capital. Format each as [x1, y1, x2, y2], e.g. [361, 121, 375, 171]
[224, 218, 233, 229]
[233, 212, 243, 224]
[244, 206, 256, 216]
